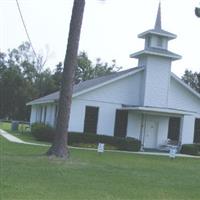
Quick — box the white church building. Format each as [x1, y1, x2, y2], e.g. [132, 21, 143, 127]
[27, 4, 200, 150]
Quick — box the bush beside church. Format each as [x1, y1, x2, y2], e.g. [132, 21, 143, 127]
[31, 123, 141, 152]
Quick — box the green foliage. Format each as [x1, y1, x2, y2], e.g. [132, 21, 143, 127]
[182, 69, 200, 93]
[75, 51, 121, 84]
[0, 43, 120, 121]
[34, 69, 58, 97]
[75, 51, 93, 83]
[31, 123, 55, 142]
[180, 144, 200, 156]
[51, 62, 63, 89]
[0, 42, 58, 120]
[31, 123, 141, 151]
[194, 143, 200, 152]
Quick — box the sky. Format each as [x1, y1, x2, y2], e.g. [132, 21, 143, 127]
[0, 0, 200, 77]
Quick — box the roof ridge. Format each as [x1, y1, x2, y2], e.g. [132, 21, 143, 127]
[75, 67, 138, 86]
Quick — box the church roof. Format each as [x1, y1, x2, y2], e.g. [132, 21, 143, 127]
[138, 29, 177, 40]
[130, 47, 182, 60]
[27, 68, 200, 106]
[27, 67, 143, 105]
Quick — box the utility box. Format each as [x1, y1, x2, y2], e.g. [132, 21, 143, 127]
[11, 121, 19, 131]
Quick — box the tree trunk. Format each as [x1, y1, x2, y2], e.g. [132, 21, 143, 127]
[47, 0, 85, 158]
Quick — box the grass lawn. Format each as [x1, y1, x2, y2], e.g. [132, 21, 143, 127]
[1, 136, 200, 200]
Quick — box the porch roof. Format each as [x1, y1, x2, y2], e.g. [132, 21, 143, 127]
[121, 106, 195, 116]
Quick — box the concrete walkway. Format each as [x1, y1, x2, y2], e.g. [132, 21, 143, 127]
[0, 129, 49, 146]
[0, 129, 199, 158]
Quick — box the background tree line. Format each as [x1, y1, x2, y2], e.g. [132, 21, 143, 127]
[0, 42, 121, 121]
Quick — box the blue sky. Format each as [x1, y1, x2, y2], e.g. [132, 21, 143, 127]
[0, 0, 200, 77]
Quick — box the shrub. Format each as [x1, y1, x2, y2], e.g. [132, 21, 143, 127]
[68, 132, 98, 144]
[31, 123, 141, 152]
[195, 143, 200, 152]
[31, 123, 55, 142]
[69, 133, 141, 151]
[180, 144, 199, 156]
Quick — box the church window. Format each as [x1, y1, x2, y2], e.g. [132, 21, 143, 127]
[147, 36, 151, 47]
[84, 106, 99, 134]
[114, 110, 128, 137]
[157, 37, 163, 47]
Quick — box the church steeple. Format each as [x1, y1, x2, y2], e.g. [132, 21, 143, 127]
[130, 2, 181, 61]
[154, 2, 161, 30]
[129, 3, 182, 107]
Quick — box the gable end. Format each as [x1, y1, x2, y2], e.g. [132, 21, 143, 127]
[171, 73, 200, 100]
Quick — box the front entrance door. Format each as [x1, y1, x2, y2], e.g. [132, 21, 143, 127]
[144, 120, 158, 148]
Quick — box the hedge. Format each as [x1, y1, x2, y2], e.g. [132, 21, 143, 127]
[196, 144, 200, 152]
[31, 123, 55, 142]
[180, 144, 200, 156]
[31, 123, 141, 151]
[68, 132, 141, 151]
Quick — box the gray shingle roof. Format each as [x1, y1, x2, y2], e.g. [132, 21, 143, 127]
[27, 67, 141, 105]
[138, 29, 177, 40]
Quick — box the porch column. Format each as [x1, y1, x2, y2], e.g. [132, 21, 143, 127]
[180, 115, 195, 144]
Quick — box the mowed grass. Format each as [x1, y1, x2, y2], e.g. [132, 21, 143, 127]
[1, 137, 200, 200]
